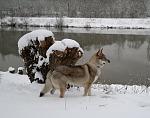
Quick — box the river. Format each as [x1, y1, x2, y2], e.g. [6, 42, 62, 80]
[0, 27, 150, 86]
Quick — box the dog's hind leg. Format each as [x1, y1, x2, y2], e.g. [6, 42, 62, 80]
[39, 78, 53, 97]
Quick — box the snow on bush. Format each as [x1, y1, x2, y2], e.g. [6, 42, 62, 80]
[17, 67, 24, 75]
[62, 39, 80, 48]
[8, 67, 15, 73]
[18, 67, 24, 71]
[35, 72, 43, 81]
[18, 30, 83, 83]
[18, 29, 55, 54]
[18, 29, 55, 83]
[46, 38, 83, 60]
[37, 56, 46, 67]
[46, 41, 66, 55]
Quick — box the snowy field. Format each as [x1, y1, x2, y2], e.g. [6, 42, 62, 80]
[1, 17, 150, 29]
[0, 71, 150, 118]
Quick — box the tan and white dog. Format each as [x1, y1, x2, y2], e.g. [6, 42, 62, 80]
[40, 49, 110, 98]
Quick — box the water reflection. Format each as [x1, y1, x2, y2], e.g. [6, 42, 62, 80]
[0, 29, 27, 56]
[0, 28, 150, 86]
[126, 35, 145, 49]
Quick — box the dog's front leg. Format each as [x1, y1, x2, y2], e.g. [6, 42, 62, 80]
[88, 87, 91, 96]
[59, 87, 66, 98]
[83, 83, 92, 96]
[83, 85, 89, 96]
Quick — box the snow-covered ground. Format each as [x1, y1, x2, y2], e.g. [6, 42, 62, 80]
[0, 71, 150, 118]
[1, 17, 150, 29]
[2, 26, 150, 36]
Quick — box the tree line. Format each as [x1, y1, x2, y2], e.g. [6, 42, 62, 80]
[0, 0, 149, 18]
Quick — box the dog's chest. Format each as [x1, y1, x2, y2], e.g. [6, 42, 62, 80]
[93, 69, 101, 83]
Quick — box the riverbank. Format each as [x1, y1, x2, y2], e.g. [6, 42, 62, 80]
[2, 26, 150, 35]
[1, 17, 150, 29]
[0, 71, 150, 118]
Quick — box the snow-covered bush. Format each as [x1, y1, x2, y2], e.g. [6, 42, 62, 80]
[18, 29, 55, 83]
[18, 29, 83, 83]
[46, 39, 83, 71]
[17, 67, 24, 75]
[8, 67, 15, 73]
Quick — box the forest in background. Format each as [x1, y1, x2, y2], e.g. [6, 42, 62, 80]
[0, 0, 149, 18]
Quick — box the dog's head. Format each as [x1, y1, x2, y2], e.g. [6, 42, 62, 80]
[96, 48, 110, 68]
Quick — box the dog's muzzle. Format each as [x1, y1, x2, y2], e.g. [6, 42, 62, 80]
[107, 59, 110, 63]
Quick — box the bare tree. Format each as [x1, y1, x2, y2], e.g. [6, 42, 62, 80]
[0, 0, 148, 18]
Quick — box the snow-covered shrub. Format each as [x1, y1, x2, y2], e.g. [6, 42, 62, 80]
[17, 67, 24, 75]
[18, 29, 55, 83]
[46, 39, 83, 71]
[18, 30, 83, 83]
[8, 67, 15, 73]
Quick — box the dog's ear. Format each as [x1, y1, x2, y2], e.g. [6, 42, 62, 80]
[97, 49, 101, 56]
[100, 48, 103, 53]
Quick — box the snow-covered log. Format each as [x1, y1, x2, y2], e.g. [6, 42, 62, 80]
[18, 30, 83, 83]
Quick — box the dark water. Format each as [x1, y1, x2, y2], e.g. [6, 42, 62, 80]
[0, 27, 150, 86]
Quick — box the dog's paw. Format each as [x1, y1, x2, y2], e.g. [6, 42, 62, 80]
[39, 92, 44, 97]
[59, 95, 64, 98]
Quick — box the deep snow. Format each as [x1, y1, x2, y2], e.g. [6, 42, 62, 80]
[0, 71, 150, 118]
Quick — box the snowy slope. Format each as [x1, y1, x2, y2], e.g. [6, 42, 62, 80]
[0, 71, 150, 118]
[1, 17, 150, 29]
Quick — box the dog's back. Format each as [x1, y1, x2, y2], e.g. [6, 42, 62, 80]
[55, 65, 86, 77]
[51, 64, 92, 86]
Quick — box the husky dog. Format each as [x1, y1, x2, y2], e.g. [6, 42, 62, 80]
[40, 48, 110, 98]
